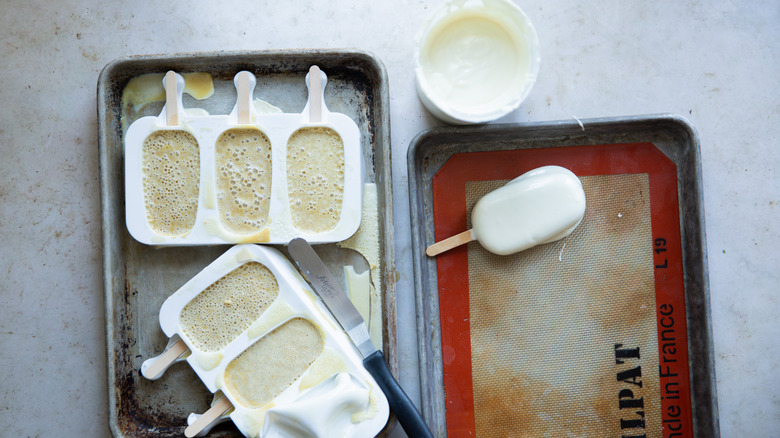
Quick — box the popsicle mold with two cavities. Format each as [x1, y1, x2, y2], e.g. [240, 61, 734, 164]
[141, 244, 390, 438]
[124, 68, 364, 246]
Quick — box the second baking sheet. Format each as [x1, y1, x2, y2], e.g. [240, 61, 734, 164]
[407, 115, 718, 437]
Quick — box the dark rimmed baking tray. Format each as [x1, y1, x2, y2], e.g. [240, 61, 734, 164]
[406, 114, 718, 437]
[98, 50, 396, 437]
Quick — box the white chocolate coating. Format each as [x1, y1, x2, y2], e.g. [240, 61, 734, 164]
[415, 0, 540, 124]
[262, 373, 371, 438]
[471, 166, 586, 255]
[421, 12, 524, 112]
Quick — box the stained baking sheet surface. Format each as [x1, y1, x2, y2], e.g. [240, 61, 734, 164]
[98, 50, 396, 438]
[407, 115, 717, 438]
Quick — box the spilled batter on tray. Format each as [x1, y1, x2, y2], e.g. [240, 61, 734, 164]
[142, 129, 200, 236]
[286, 127, 345, 233]
[179, 262, 279, 352]
[338, 183, 383, 347]
[224, 317, 324, 408]
[215, 128, 273, 234]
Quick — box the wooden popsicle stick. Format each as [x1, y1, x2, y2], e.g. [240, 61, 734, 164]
[165, 71, 178, 126]
[237, 71, 250, 125]
[425, 230, 475, 257]
[308, 65, 322, 123]
[185, 396, 233, 438]
[145, 338, 188, 379]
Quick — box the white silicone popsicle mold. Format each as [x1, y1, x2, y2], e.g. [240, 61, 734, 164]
[124, 68, 364, 246]
[142, 244, 389, 438]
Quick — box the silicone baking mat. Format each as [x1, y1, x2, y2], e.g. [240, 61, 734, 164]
[432, 143, 691, 437]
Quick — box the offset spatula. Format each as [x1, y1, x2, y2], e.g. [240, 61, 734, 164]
[288, 238, 433, 438]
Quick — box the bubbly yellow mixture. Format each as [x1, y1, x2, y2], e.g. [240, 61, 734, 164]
[225, 317, 324, 408]
[179, 262, 279, 352]
[286, 127, 345, 233]
[142, 130, 200, 236]
[215, 128, 273, 234]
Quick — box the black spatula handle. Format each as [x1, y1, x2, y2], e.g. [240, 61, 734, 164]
[363, 350, 434, 438]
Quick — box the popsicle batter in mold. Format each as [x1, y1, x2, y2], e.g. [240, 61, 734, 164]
[215, 128, 273, 234]
[141, 129, 200, 236]
[286, 127, 345, 233]
[224, 317, 324, 409]
[179, 261, 279, 352]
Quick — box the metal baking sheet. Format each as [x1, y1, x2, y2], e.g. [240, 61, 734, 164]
[98, 50, 396, 437]
[406, 114, 718, 437]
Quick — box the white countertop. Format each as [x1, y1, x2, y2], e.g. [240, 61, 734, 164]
[1, 0, 777, 436]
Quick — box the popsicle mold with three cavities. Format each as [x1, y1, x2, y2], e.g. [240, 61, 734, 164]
[124, 68, 364, 246]
[141, 244, 390, 438]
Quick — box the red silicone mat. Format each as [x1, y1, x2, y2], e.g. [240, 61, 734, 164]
[431, 143, 692, 437]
